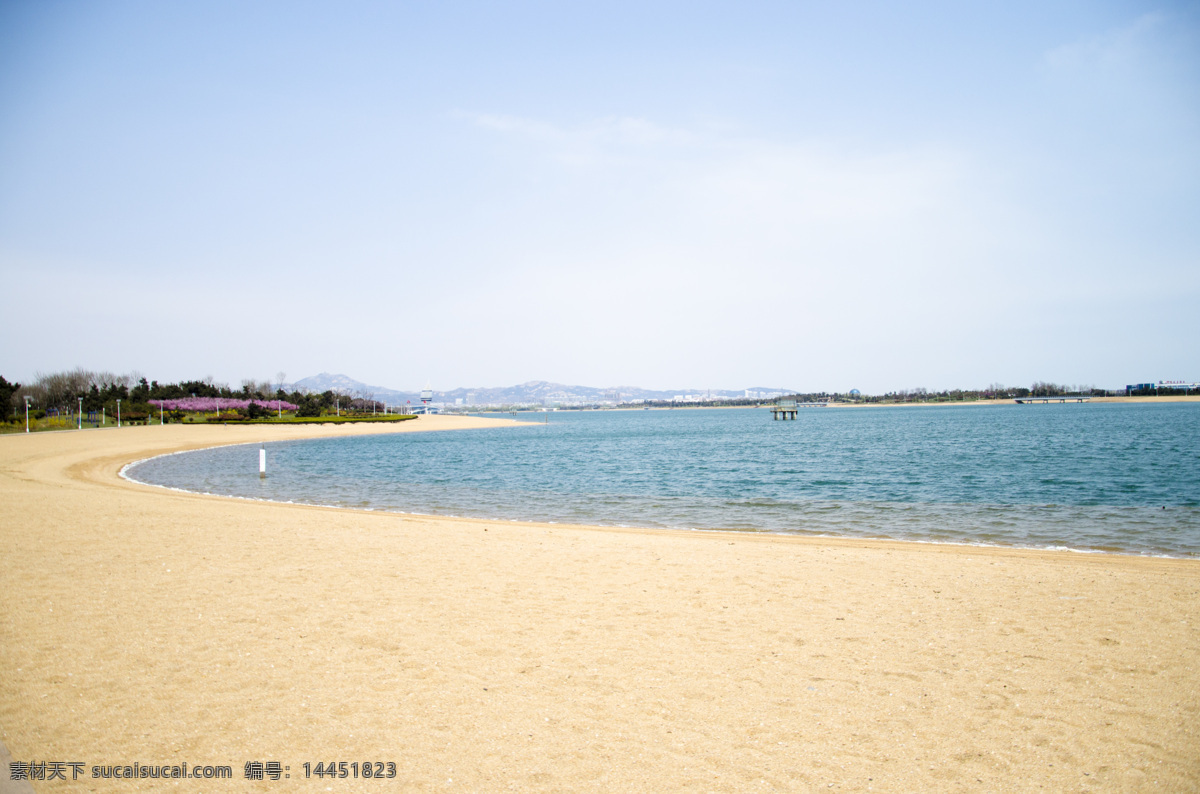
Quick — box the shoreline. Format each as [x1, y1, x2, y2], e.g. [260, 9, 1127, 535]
[3, 418, 1198, 790]
[120, 410, 1198, 561]
[462, 394, 1200, 415]
[120, 452, 1197, 562]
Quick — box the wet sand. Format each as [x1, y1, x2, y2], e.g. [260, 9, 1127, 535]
[1, 418, 1198, 791]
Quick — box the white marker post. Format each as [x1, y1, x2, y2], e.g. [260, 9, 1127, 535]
[117, 399, 121, 428]
[260, 445, 266, 478]
[79, 397, 83, 430]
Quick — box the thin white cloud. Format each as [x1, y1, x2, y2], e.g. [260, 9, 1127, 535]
[1044, 13, 1164, 73]
[464, 112, 699, 166]
[450, 110, 1022, 374]
[464, 110, 971, 231]
[468, 112, 695, 147]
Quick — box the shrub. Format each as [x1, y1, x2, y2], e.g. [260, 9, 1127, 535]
[295, 398, 322, 417]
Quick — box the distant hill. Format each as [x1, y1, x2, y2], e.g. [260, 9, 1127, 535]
[291, 373, 793, 407]
[290, 373, 418, 404]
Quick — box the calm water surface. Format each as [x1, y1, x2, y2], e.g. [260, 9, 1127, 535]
[127, 404, 1200, 556]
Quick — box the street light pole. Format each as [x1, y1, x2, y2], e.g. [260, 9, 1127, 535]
[24, 396, 31, 433]
[78, 397, 83, 430]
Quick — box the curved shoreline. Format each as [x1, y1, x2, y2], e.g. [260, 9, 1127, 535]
[3, 418, 1199, 790]
[45, 417, 1192, 562]
[122, 420, 1198, 560]
[122, 447, 1192, 560]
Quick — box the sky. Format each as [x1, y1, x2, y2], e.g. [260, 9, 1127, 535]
[1, 1, 1197, 393]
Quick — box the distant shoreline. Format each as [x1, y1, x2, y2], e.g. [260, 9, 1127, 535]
[1088, 394, 1200, 403]
[467, 394, 1200, 414]
[835, 394, 1200, 407]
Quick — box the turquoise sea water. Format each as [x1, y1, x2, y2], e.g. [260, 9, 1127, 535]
[127, 403, 1200, 557]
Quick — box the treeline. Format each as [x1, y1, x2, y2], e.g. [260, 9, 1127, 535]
[636, 383, 1113, 408]
[1, 369, 387, 422]
[867, 382, 1110, 403]
[627, 382, 1121, 409]
[815, 382, 1115, 403]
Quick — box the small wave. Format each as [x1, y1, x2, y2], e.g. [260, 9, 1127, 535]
[124, 406, 1200, 558]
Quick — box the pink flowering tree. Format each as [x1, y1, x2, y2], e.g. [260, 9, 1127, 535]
[150, 397, 299, 412]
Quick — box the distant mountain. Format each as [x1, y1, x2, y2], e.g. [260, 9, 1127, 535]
[435, 381, 784, 405]
[290, 373, 419, 404]
[291, 373, 794, 407]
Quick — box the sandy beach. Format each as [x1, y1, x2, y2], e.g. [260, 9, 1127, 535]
[2, 417, 1198, 792]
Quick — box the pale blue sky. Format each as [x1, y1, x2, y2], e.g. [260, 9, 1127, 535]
[1, 1, 1197, 392]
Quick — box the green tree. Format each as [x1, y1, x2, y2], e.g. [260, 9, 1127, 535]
[0, 376, 20, 420]
[130, 377, 150, 403]
[295, 394, 323, 417]
[83, 384, 102, 413]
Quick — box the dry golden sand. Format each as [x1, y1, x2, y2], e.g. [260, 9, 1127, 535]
[1, 417, 1198, 793]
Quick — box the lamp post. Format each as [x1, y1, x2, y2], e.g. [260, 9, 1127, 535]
[78, 397, 83, 430]
[275, 373, 286, 419]
[117, 399, 121, 428]
[24, 396, 31, 433]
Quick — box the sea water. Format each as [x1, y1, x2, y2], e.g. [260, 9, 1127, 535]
[127, 403, 1200, 557]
